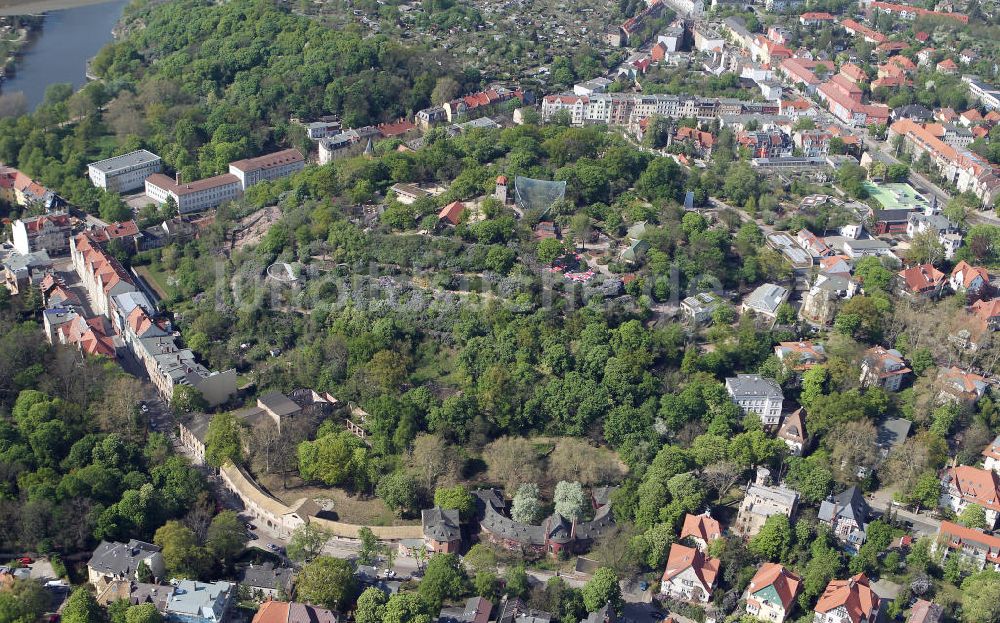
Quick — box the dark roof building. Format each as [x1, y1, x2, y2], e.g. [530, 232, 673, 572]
[819, 487, 870, 551]
[439, 597, 493, 623]
[238, 563, 294, 596]
[422, 507, 462, 553]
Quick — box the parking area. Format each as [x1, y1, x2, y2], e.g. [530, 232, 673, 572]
[124, 192, 155, 212]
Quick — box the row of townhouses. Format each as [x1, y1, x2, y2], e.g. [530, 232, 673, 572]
[540, 93, 779, 128]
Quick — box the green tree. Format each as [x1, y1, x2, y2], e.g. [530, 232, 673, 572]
[171, 385, 207, 416]
[153, 520, 211, 579]
[383, 594, 430, 623]
[358, 527, 379, 565]
[537, 238, 567, 264]
[505, 565, 531, 600]
[961, 570, 1000, 623]
[959, 504, 988, 530]
[205, 510, 248, 564]
[296, 557, 357, 611]
[62, 588, 104, 623]
[0, 580, 50, 623]
[582, 568, 623, 613]
[434, 485, 475, 518]
[418, 554, 469, 612]
[474, 571, 500, 600]
[125, 603, 162, 623]
[749, 514, 792, 562]
[355, 587, 387, 623]
[463, 544, 497, 575]
[204, 412, 243, 467]
[287, 523, 333, 562]
[376, 471, 419, 517]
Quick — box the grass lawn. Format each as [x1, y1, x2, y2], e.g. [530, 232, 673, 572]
[135, 264, 170, 300]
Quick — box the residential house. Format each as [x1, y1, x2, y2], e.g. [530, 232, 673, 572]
[681, 292, 722, 323]
[937, 59, 958, 74]
[738, 131, 793, 158]
[252, 601, 336, 623]
[58, 314, 119, 359]
[95, 580, 173, 611]
[819, 487, 870, 551]
[673, 127, 716, 156]
[932, 521, 1000, 571]
[745, 563, 801, 623]
[950, 261, 990, 294]
[495, 598, 552, 623]
[860, 346, 911, 391]
[897, 264, 946, 299]
[12, 213, 72, 255]
[726, 374, 784, 426]
[439, 597, 493, 623]
[679, 513, 722, 552]
[237, 563, 294, 600]
[877, 418, 912, 457]
[800, 12, 835, 26]
[164, 580, 233, 623]
[936, 366, 989, 406]
[940, 465, 1000, 528]
[797, 229, 834, 257]
[742, 283, 789, 319]
[972, 298, 1000, 332]
[3, 250, 52, 295]
[438, 201, 465, 226]
[813, 574, 880, 623]
[842, 238, 893, 258]
[778, 408, 808, 456]
[422, 507, 462, 553]
[87, 150, 162, 193]
[908, 601, 943, 623]
[178, 412, 213, 465]
[775, 341, 826, 370]
[733, 472, 799, 538]
[87, 540, 166, 591]
[660, 544, 720, 603]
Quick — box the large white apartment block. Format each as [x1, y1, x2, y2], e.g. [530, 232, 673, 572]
[228, 148, 305, 190]
[145, 173, 242, 214]
[87, 150, 163, 193]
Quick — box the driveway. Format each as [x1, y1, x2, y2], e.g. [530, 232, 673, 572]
[867, 488, 942, 537]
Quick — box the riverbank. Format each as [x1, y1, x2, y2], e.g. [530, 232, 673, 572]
[0, 0, 118, 16]
[0, 0, 125, 108]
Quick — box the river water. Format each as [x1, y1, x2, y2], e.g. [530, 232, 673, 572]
[1, 0, 127, 109]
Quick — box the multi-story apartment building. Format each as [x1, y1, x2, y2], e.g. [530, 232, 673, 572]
[87, 150, 163, 193]
[12, 212, 72, 255]
[69, 233, 137, 317]
[940, 465, 1000, 529]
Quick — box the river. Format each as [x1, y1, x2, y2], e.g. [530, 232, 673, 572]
[0, 0, 127, 110]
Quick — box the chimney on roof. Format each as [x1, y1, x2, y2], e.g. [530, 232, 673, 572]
[175, 172, 181, 186]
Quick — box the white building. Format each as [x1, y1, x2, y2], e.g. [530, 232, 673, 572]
[12, 212, 72, 255]
[742, 283, 789, 318]
[726, 374, 784, 426]
[87, 150, 162, 193]
[145, 173, 242, 214]
[681, 292, 722, 323]
[228, 148, 305, 190]
[660, 544, 720, 603]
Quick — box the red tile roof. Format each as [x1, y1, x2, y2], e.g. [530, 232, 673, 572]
[898, 263, 945, 293]
[937, 521, 1000, 564]
[662, 544, 720, 589]
[146, 172, 241, 196]
[952, 261, 989, 288]
[748, 563, 801, 611]
[814, 574, 878, 623]
[438, 201, 465, 225]
[944, 465, 1000, 512]
[229, 148, 305, 174]
[680, 514, 722, 544]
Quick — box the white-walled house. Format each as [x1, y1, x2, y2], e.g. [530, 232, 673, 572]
[660, 543, 720, 603]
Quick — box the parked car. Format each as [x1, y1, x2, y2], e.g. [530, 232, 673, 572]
[246, 523, 255, 530]
[18, 557, 33, 565]
[267, 543, 279, 552]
